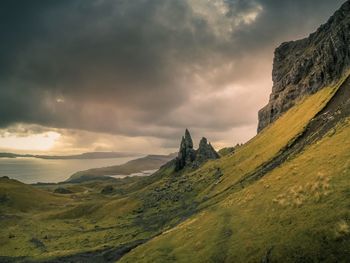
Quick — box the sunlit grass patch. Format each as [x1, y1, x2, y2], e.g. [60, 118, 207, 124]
[272, 174, 332, 208]
[335, 220, 350, 239]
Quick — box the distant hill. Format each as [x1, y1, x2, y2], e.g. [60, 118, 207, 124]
[0, 152, 19, 158]
[66, 153, 177, 183]
[0, 151, 140, 160]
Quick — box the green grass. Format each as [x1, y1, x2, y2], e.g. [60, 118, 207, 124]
[120, 76, 350, 262]
[0, 178, 69, 212]
[0, 178, 144, 260]
[122, 118, 350, 262]
[1, 75, 350, 262]
[0, 163, 195, 261]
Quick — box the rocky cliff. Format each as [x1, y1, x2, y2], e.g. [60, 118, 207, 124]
[258, 0, 350, 132]
[175, 129, 219, 171]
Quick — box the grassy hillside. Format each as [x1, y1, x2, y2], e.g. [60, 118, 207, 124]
[119, 76, 350, 262]
[0, 76, 349, 262]
[0, 177, 145, 261]
[120, 114, 350, 263]
[0, 177, 69, 212]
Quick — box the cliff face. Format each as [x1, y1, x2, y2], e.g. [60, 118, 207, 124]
[258, 0, 350, 132]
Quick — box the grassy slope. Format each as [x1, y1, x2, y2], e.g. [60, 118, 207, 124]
[0, 77, 347, 262]
[0, 163, 178, 261]
[120, 79, 350, 262]
[121, 118, 350, 263]
[0, 178, 142, 260]
[207, 83, 338, 197]
[164, 81, 340, 208]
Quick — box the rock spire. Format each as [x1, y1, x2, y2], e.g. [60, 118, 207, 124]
[175, 129, 219, 171]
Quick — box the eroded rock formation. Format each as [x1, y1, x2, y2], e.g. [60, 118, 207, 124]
[175, 129, 219, 171]
[194, 137, 220, 167]
[175, 129, 196, 171]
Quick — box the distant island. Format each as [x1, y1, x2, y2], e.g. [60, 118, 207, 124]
[66, 153, 177, 183]
[0, 151, 141, 160]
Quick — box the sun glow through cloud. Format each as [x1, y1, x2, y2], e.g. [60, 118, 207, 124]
[0, 131, 61, 151]
[0, 0, 343, 154]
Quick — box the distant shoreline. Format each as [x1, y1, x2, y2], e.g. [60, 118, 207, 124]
[109, 169, 158, 178]
[0, 151, 142, 160]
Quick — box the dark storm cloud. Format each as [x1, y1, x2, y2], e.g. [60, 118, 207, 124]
[0, 0, 346, 142]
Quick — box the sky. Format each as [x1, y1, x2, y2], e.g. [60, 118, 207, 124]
[0, 0, 346, 155]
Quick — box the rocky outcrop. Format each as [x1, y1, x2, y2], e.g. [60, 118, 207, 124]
[258, 1, 350, 132]
[175, 129, 219, 171]
[101, 185, 114, 194]
[175, 129, 196, 170]
[194, 137, 220, 167]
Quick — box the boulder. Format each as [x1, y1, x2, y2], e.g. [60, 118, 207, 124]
[0, 194, 10, 203]
[101, 185, 114, 194]
[54, 187, 73, 194]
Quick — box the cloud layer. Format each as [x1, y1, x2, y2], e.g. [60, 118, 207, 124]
[0, 0, 345, 152]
